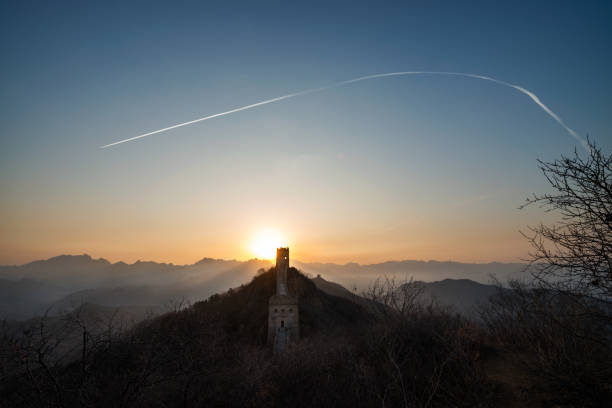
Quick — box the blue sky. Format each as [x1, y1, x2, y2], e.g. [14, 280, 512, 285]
[1, 1, 611, 264]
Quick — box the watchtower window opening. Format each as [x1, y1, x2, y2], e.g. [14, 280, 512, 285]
[281, 321, 284, 328]
[274, 308, 278, 312]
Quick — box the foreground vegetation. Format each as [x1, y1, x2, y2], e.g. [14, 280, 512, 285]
[0, 268, 491, 407]
[2, 266, 610, 407]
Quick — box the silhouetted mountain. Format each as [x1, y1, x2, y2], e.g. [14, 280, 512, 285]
[296, 259, 526, 292]
[414, 278, 501, 317]
[51, 286, 165, 315]
[0, 255, 111, 285]
[0, 254, 270, 287]
[0, 255, 271, 320]
[193, 267, 371, 344]
[310, 274, 372, 308]
[4, 267, 373, 375]
[311, 274, 501, 318]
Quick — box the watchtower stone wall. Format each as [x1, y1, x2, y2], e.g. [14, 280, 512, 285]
[268, 247, 299, 352]
[276, 247, 289, 295]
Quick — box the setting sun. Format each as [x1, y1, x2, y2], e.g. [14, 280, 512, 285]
[250, 230, 286, 260]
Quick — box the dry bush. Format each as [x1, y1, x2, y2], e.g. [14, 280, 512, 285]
[481, 280, 612, 406]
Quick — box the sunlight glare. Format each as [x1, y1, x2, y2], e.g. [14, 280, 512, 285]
[250, 229, 286, 260]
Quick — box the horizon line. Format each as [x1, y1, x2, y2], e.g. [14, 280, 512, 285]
[1, 252, 529, 268]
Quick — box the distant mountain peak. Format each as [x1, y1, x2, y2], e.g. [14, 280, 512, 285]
[195, 257, 227, 265]
[32, 254, 111, 266]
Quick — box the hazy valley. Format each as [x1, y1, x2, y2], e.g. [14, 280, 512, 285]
[0, 254, 521, 321]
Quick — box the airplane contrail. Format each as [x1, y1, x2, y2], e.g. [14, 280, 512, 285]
[100, 71, 586, 150]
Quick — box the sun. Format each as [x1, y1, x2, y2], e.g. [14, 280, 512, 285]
[250, 229, 286, 260]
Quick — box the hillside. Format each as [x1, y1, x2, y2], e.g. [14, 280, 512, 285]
[3, 261, 610, 408]
[191, 267, 371, 344]
[1, 266, 496, 407]
[311, 274, 361, 301]
[416, 278, 501, 317]
[312, 275, 501, 318]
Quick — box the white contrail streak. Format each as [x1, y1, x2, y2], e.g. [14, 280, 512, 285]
[100, 71, 586, 149]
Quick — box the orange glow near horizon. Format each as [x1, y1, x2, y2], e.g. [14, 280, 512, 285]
[0, 187, 549, 266]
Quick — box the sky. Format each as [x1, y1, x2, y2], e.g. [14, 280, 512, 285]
[1, 0, 611, 265]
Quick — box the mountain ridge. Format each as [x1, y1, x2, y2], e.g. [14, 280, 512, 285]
[0, 254, 521, 320]
[1, 253, 526, 269]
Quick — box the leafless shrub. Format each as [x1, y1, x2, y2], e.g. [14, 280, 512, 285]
[360, 275, 492, 407]
[481, 279, 612, 406]
[364, 275, 425, 319]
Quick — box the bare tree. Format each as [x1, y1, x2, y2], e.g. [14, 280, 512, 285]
[521, 138, 611, 305]
[364, 275, 425, 319]
[482, 140, 612, 404]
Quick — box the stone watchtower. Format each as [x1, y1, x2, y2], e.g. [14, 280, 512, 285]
[267, 247, 299, 352]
